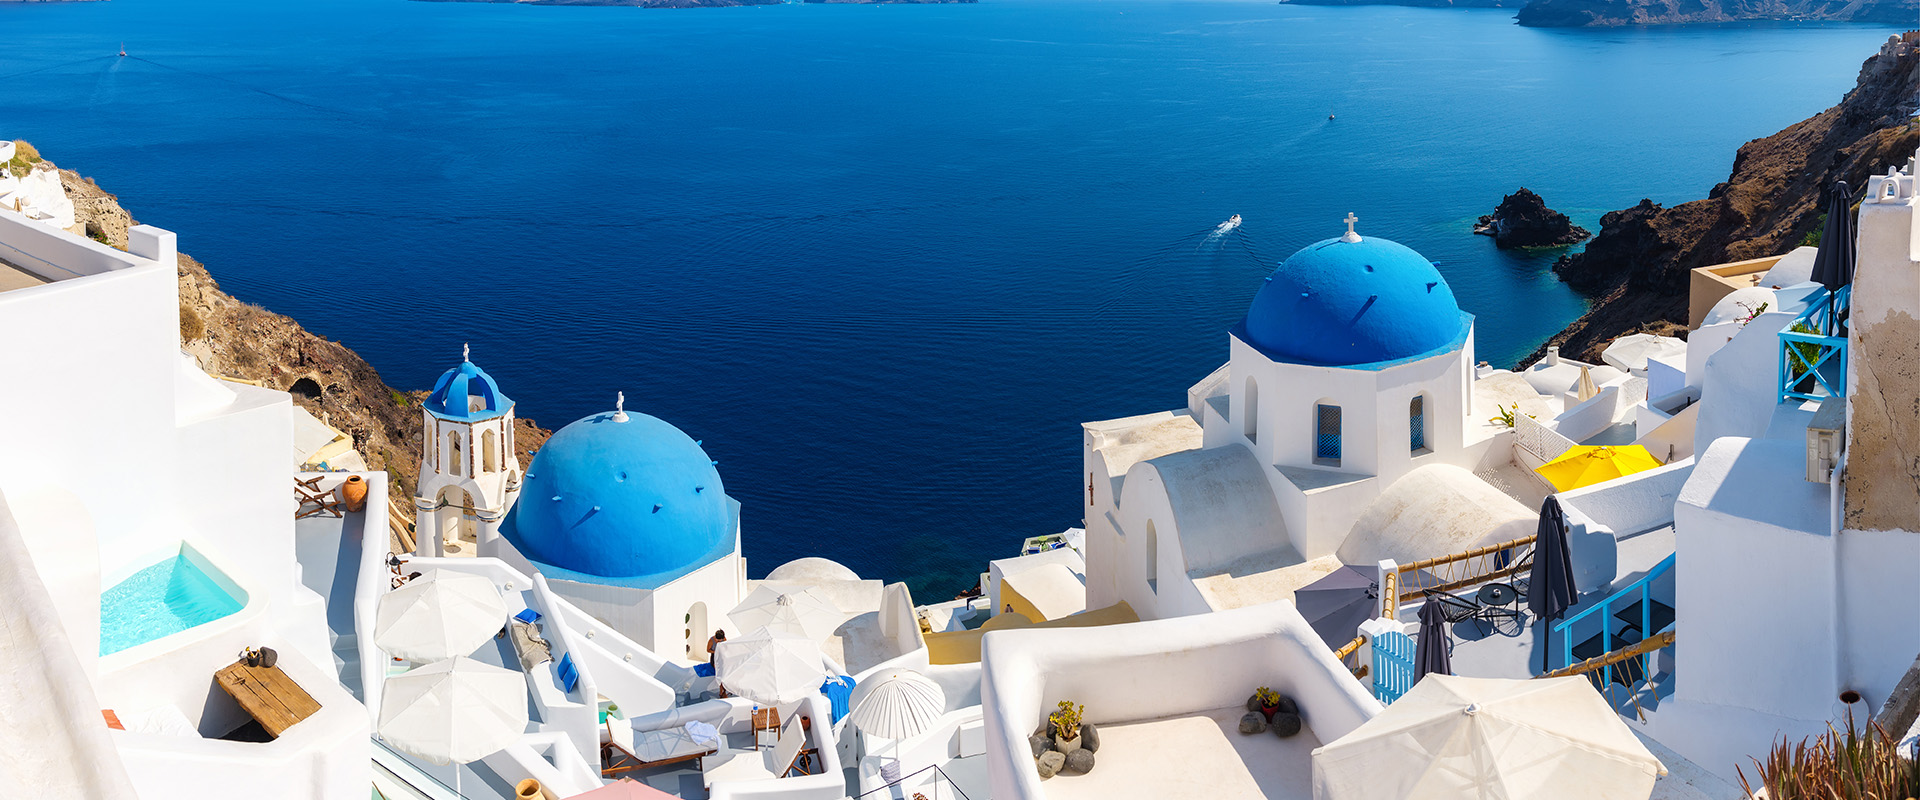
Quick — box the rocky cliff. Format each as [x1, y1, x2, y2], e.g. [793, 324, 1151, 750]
[1475, 188, 1589, 248]
[47, 152, 552, 516]
[1515, 0, 1920, 26]
[1527, 39, 1920, 364]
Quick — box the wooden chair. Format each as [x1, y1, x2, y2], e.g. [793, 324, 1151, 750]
[294, 476, 342, 519]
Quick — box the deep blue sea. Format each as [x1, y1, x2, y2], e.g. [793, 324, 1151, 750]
[2, 0, 1899, 592]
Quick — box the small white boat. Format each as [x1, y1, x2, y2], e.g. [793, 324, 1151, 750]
[1220, 214, 1243, 231]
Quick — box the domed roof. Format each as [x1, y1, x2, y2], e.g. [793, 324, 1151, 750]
[765, 557, 861, 583]
[1236, 231, 1470, 368]
[425, 353, 512, 422]
[501, 408, 732, 585]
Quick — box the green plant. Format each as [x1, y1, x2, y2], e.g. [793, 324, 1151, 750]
[1735, 301, 1769, 327]
[1489, 404, 1534, 429]
[1049, 701, 1085, 741]
[178, 303, 205, 342]
[390, 389, 411, 407]
[1801, 212, 1827, 248]
[1737, 716, 1920, 799]
[1785, 321, 1825, 383]
[1254, 687, 1282, 708]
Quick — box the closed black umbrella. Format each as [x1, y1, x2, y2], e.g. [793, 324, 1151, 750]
[1295, 565, 1379, 651]
[1413, 596, 1452, 682]
[1529, 496, 1578, 674]
[1809, 180, 1857, 336]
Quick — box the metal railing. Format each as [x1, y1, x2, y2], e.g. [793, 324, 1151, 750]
[1380, 535, 1535, 619]
[1780, 286, 1849, 403]
[1551, 553, 1674, 675]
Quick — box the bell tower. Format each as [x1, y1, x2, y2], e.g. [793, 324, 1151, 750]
[414, 344, 523, 556]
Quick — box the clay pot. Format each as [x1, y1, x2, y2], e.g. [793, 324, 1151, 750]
[340, 475, 369, 512]
[515, 779, 555, 800]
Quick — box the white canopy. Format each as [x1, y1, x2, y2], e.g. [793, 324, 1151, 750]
[375, 569, 509, 663]
[1602, 333, 1686, 374]
[377, 656, 529, 765]
[847, 668, 946, 742]
[729, 585, 844, 642]
[1311, 675, 1665, 800]
[715, 628, 829, 706]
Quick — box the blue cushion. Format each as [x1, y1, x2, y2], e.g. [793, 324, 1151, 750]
[693, 662, 715, 678]
[558, 653, 579, 693]
[515, 608, 541, 624]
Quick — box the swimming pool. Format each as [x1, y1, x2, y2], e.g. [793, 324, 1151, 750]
[99, 547, 246, 656]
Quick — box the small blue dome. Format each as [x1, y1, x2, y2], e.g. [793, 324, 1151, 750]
[1235, 235, 1469, 368]
[425, 360, 512, 421]
[501, 410, 731, 585]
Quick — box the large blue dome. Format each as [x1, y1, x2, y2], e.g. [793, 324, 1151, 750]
[501, 410, 732, 585]
[1235, 235, 1469, 368]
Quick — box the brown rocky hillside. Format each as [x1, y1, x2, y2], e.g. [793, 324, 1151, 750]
[1527, 40, 1920, 365]
[48, 153, 551, 514]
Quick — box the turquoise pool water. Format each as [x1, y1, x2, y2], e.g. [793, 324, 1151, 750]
[99, 553, 245, 656]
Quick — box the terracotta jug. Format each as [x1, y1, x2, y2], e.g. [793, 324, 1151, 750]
[340, 475, 368, 512]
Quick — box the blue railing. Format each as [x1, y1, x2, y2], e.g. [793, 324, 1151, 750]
[1779, 286, 1849, 403]
[1551, 553, 1675, 681]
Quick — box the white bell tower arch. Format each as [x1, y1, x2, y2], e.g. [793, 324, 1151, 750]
[413, 344, 523, 556]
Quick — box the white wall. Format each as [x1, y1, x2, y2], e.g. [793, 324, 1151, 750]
[979, 599, 1381, 800]
[1558, 458, 1695, 539]
[1693, 310, 1799, 452]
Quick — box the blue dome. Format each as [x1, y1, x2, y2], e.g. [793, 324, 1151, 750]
[1235, 235, 1469, 368]
[501, 410, 732, 585]
[425, 360, 512, 421]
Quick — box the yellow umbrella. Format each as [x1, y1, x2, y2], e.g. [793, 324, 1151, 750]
[1533, 445, 1662, 492]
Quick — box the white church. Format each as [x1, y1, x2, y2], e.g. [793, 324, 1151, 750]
[1083, 215, 1556, 619]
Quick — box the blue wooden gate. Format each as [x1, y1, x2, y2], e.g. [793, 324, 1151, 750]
[1372, 630, 1416, 704]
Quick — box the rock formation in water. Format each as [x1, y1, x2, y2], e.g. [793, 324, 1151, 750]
[1515, 0, 1920, 26]
[46, 149, 553, 524]
[1474, 188, 1589, 249]
[1527, 39, 1920, 364]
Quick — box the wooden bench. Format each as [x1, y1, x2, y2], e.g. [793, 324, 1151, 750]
[215, 658, 320, 738]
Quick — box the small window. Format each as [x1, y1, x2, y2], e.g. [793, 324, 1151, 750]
[447, 431, 464, 477]
[1144, 520, 1159, 592]
[1410, 395, 1427, 452]
[1315, 404, 1342, 465]
[1243, 377, 1260, 443]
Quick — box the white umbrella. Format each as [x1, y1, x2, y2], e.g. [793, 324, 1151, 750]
[1311, 675, 1666, 800]
[847, 668, 946, 741]
[1601, 333, 1686, 374]
[729, 585, 844, 641]
[715, 628, 829, 706]
[375, 569, 509, 662]
[378, 656, 529, 766]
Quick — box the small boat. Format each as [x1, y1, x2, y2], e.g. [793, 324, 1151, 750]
[118, 43, 127, 57]
[1227, 214, 1242, 227]
[1217, 214, 1242, 232]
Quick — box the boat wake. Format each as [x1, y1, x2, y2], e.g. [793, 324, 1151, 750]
[1197, 214, 1243, 252]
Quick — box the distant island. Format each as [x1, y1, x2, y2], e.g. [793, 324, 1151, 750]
[1281, 0, 1919, 26]
[413, 0, 973, 7]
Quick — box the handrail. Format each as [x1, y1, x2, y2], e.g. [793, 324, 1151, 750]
[1332, 635, 1364, 662]
[1382, 534, 1536, 617]
[854, 763, 976, 800]
[1779, 286, 1850, 403]
[1552, 553, 1675, 673]
[1538, 629, 1675, 680]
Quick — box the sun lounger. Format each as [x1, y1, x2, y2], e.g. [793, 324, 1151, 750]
[601, 724, 721, 776]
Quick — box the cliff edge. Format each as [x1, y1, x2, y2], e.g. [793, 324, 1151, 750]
[1515, 0, 1920, 26]
[1528, 37, 1920, 364]
[46, 154, 552, 514]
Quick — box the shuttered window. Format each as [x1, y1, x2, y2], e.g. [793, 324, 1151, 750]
[1410, 395, 1427, 452]
[1315, 404, 1342, 464]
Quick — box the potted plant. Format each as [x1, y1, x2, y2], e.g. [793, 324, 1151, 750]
[1049, 700, 1085, 752]
[1253, 687, 1283, 721]
[1784, 321, 1825, 395]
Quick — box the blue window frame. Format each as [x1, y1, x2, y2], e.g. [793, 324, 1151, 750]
[1410, 395, 1427, 452]
[1315, 404, 1342, 463]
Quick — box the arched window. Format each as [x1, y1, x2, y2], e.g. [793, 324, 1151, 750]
[1144, 520, 1160, 592]
[1314, 404, 1342, 466]
[1410, 395, 1428, 452]
[481, 429, 499, 474]
[448, 431, 464, 477]
[1242, 377, 1260, 443]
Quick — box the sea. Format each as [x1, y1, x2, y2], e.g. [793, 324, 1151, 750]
[2, 0, 1900, 594]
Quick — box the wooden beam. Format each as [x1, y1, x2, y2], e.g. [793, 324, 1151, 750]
[215, 658, 320, 738]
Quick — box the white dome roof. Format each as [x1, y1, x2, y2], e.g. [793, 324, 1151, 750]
[765, 557, 860, 583]
[1702, 286, 1780, 327]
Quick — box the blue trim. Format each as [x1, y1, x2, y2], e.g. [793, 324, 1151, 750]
[1552, 553, 1675, 678]
[1372, 630, 1416, 703]
[1315, 404, 1342, 462]
[1778, 287, 1849, 404]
